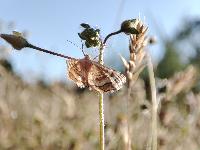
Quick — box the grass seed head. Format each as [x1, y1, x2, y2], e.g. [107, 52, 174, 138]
[121, 19, 148, 87]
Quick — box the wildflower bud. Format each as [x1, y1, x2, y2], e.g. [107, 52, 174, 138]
[78, 23, 101, 48]
[0, 34, 28, 50]
[121, 19, 139, 35]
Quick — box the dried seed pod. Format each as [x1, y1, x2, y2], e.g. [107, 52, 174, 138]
[121, 19, 139, 35]
[0, 33, 28, 50]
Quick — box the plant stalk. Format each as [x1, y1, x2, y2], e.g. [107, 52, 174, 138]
[126, 87, 132, 150]
[27, 43, 73, 59]
[147, 55, 157, 150]
[103, 30, 122, 44]
[98, 28, 123, 149]
[98, 44, 104, 150]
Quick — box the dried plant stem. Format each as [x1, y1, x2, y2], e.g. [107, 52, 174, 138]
[98, 45, 104, 150]
[126, 87, 131, 150]
[27, 43, 73, 59]
[147, 55, 157, 150]
[103, 30, 122, 44]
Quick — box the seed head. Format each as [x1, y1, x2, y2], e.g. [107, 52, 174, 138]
[121, 19, 148, 87]
[0, 32, 28, 50]
[121, 19, 140, 35]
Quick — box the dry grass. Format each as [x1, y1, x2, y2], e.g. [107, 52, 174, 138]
[0, 60, 200, 150]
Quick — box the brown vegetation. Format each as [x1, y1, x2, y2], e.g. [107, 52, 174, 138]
[0, 59, 200, 150]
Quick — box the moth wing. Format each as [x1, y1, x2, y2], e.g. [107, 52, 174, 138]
[67, 59, 85, 88]
[88, 61, 126, 93]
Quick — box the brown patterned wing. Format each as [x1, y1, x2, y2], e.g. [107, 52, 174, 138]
[87, 61, 126, 93]
[67, 58, 86, 88]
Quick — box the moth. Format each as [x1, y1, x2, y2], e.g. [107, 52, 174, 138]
[67, 55, 126, 93]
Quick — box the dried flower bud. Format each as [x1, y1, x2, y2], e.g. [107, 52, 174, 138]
[0, 33, 28, 50]
[121, 19, 139, 35]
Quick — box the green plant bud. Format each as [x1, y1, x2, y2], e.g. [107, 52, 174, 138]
[121, 19, 139, 35]
[78, 24, 101, 48]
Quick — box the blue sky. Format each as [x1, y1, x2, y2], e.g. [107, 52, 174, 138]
[0, 0, 200, 83]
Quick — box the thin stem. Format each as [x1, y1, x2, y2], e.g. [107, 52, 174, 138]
[97, 29, 123, 150]
[147, 54, 157, 150]
[27, 43, 73, 59]
[98, 28, 123, 150]
[98, 43, 104, 150]
[126, 87, 131, 150]
[103, 30, 122, 45]
[99, 93, 104, 150]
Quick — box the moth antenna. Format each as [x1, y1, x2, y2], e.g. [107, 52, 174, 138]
[66, 39, 82, 50]
[92, 55, 98, 61]
[66, 40, 86, 56]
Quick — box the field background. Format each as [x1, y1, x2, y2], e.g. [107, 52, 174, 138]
[1, 1, 200, 150]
